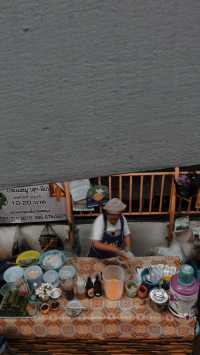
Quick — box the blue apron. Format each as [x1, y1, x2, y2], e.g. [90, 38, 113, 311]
[88, 214, 124, 258]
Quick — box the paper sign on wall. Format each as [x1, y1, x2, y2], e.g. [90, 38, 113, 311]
[0, 184, 67, 224]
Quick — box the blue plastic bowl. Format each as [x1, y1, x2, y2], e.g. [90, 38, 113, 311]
[141, 268, 160, 290]
[3, 266, 24, 284]
[39, 249, 65, 271]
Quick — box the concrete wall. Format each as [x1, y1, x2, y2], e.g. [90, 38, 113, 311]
[0, 1, 200, 185]
[0, 222, 168, 259]
[78, 222, 168, 257]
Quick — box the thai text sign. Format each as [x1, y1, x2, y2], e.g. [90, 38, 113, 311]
[0, 184, 67, 224]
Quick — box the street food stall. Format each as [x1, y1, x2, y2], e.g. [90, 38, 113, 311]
[0, 179, 199, 354]
[0, 254, 196, 354]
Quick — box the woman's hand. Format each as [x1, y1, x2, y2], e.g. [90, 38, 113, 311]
[93, 241, 121, 256]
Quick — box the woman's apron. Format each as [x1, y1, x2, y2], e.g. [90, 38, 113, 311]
[88, 215, 124, 258]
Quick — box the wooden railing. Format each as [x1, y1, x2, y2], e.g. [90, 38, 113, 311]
[52, 167, 200, 243]
[72, 171, 175, 217]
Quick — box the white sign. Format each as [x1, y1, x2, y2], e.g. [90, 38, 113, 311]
[0, 184, 67, 224]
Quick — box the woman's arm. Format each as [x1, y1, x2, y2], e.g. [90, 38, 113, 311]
[92, 240, 123, 256]
[123, 233, 132, 251]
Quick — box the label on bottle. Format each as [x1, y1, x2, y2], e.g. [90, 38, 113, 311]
[87, 288, 94, 298]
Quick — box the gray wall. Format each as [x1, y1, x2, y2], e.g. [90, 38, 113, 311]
[0, 222, 168, 259]
[79, 222, 168, 257]
[0, 1, 200, 185]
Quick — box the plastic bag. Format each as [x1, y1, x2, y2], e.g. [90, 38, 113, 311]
[148, 242, 185, 262]
[39, 224, 64, 251]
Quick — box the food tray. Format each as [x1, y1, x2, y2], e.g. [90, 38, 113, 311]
[0, 288, 29, 317]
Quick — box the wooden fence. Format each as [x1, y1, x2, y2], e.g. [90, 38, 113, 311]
[51, 167, 200, 242]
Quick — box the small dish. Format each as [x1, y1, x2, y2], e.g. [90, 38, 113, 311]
[40, 303, 50, 315]
[51, 301, 60, 311]
[64, 300, 85, 317]
[50, 288, 62, 299]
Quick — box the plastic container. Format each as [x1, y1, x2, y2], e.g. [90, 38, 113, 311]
[59, 265, 76, 281]
[3, 266, 24, 285]
[24, 265, 43, 289]
[102, 265, 125, 300]
[125, 280, 138, 298]
[26, 295, 38, 316]
[16, 250, 40, 267]
[169, 267, 199, 318]
[43, 270, 59, 287]
[39, 250, 65, 271]
[75, 277, 86, 300]
[61, 278, 74, 300]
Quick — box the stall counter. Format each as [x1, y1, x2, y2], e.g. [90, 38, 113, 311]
[0, 257, 195, 354]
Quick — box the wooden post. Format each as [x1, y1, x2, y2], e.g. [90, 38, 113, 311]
[64, 181, 75, 251]
[64, 181, 73, 224]
[168, 167, 179, 244]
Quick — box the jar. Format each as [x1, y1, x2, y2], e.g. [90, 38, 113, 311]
[40, 303, 50, 315]
[149, 288, 168, 312]
[75, 277, 86, 300]
[38, 293, 49, 302]
[61, 278, 74, 300]
[51, 301, 60, 311]
[102, 265, 125, 300]
[137, 284, 148, 299]
[26, 295, 38, 316]
[125, 280, 138, 298]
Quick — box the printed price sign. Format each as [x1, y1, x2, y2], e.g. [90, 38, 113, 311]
[0, 184, 67, 224]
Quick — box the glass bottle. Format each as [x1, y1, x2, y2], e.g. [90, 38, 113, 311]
[85, 277, 94, 299]
[94, 274, 102, 297]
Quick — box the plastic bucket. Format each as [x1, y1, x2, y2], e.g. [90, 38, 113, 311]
[102, 265, 125, 300]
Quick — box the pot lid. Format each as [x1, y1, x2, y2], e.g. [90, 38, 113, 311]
[178, 264, 194, 286]
[150, 288, 168, 304]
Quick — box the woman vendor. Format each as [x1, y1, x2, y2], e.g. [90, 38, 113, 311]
[88, 198, 133, 258]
